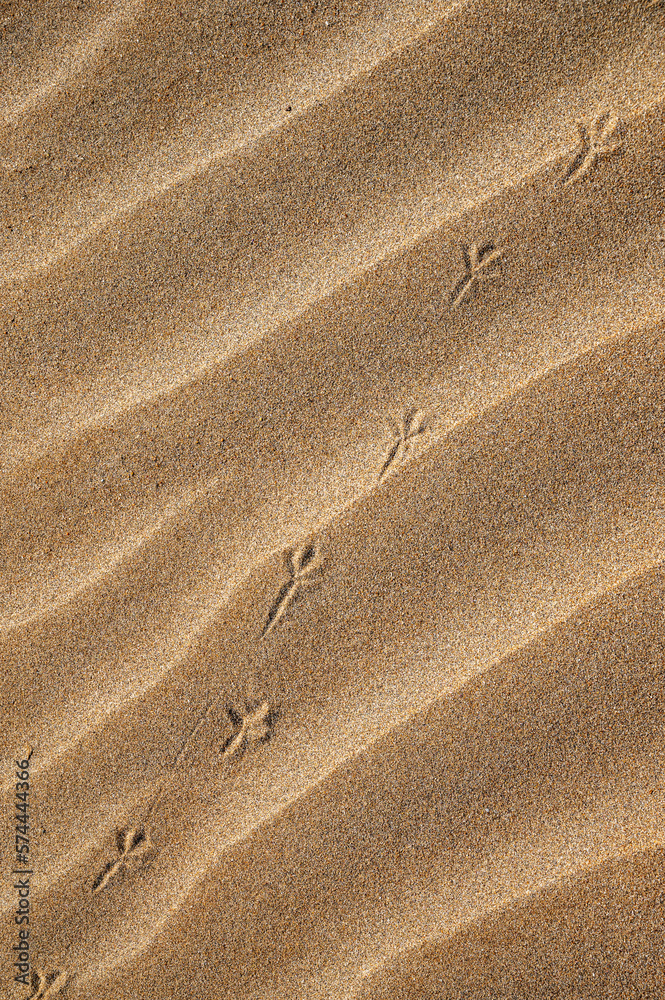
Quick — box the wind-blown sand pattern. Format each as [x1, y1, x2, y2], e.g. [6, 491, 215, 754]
[1, 1, 664, 998]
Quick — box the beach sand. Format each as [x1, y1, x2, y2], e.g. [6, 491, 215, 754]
[1, 1, 664, 997]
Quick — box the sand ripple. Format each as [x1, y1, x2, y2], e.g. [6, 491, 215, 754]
[1, 1, 664, 998]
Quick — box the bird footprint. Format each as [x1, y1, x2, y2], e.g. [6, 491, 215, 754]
[450, 242, 504, 309]
[562, 114, 623, 187]
[26, 969, 67, 999]
[379, 409, 428, 482]
[222, 700, 276, 759]
[261, 541, 323, 638]
[92, 826, 152, 895]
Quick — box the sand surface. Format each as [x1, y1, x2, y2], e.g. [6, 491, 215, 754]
[1, 1, 664, 997]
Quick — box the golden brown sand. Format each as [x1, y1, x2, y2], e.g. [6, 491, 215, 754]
[1, 1, 664, 997]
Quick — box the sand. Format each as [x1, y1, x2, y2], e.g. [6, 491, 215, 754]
[1, 1, 664, 997]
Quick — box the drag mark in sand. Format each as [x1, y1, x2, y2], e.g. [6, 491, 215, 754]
[379, 409, 428, 482]
[91, 827, 152, 896]
[562, 114, 623, 187]
[450, 242, 505, 309]
[261, 541, 323, 639]
[222, 700, 276, 760]
[25, 969, 67, 999]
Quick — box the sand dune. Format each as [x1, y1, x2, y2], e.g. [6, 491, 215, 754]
[1, 1, 664, 998]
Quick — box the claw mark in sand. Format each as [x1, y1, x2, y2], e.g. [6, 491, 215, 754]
[92, 826, 152, 895]
[562, 114, 623, 187]
[450, 242, 504, 309]
[379, 409, 428, 482]
[222, 700, 276, 759]
[261, 541, 323, 638]
[26, 970, 67, 999]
